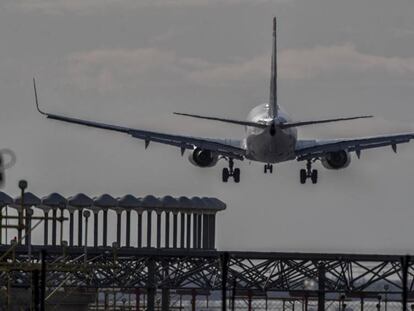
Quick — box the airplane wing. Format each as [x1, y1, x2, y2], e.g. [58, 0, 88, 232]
[295, 133, 414, 161]
[33, 79, 245, 159]
[41, 112, 246, 159]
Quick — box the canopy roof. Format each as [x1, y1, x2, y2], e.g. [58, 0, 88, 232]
[2, 193, 226, 212]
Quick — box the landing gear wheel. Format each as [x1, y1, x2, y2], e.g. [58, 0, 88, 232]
[300, 159, 319, 184]
[264, 164, 273, 174]
[300, 169, 307, 184]
[222, 168, 230, 183]
[311, 170, 318, 184]
[222, 158, 241, 183]
[233, 168, 241, 183]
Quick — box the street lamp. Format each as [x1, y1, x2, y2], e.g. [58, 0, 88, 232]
[18, 180, 28, 244]
[376, 294, 382, 310]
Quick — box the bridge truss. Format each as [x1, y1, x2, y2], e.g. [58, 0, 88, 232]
[1, 246, 414, 310]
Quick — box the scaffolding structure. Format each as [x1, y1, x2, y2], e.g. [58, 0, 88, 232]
[0, 190, 413, 310]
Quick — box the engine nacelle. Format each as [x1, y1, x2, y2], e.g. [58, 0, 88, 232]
[188, 148, 219, 168]
[321, 150, 351, 170]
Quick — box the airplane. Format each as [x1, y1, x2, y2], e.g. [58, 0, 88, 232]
[33, 17, 414, 184]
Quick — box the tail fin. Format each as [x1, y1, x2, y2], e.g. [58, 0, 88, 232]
[269, 17, 278, 119]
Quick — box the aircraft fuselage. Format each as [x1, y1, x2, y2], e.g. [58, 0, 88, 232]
[243, 103, 297, 163]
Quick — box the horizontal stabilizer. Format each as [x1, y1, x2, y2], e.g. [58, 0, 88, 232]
[279, 115, 373, 129]
[173, 112, 268, 128]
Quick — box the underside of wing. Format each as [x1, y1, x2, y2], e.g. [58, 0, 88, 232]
[33, 79, 245, 160]
[42, 112, 245, 159]
[296, 133, 414, 161]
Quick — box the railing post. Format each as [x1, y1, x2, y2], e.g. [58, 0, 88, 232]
[125, 209, 131, 247]
[180, 213, 185, 248]
[52, 208, 57, 246]
[102, 208, 108, 247]
[137, 211, 142, 248]
[42, 209, 50, 245]
[116, 210, 122, 247]
[93, 210, 99, 247]
[193, 212, 197, 248]
[186, 213, 191, 249]
[77, 208, 83, 246]
[172, 212, 178, 248]
[68, 208, 75, 246]
[147, 210, 152, 247]
[156, 211, 162, 249]
[165, 211, 170, 248]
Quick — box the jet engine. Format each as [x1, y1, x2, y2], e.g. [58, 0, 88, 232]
[188, 148, 219, 168]
[321, 150, 351, 170]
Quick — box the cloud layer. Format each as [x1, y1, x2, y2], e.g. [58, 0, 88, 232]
[64, 43, 414, 92]
[9, 0, 278, 14]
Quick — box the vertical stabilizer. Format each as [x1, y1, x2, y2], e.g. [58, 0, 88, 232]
[269, 17, 279, 118]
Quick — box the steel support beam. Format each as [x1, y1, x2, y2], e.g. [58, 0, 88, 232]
[197, 214, 202, 249]
[43, 211, 49, 245]
[193, 213, 197, 248]
[202, 214, 209, 249]
[221, 252, 229, 311]
[180, 213, 185, 248]
[161, 288, 169, 311]
[102, 209, 108, 247]
[137, 212, 142, 248]
[52, 209, 57, 246]
[402, 255, 409, 311]
[186, 214, 191, 249]
[126, 210, 131, 247]
[147, 258, 156, 311]
[165, 212, 170, 248]
[157, 212, 161, 249]
[93, 212, 98, 248]
[77, 209, 83, 246]
[147, 211, 152, 248]
[173, 213, 178, 249]
[318, 263, 325, 311]
[116, 211, 122, 247]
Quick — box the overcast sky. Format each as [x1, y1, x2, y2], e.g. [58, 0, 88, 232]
[1, 0, 414, 253]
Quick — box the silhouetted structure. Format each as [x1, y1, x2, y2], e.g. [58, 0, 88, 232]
[0, 191, 413, 311]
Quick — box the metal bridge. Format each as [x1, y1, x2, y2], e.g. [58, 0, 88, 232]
[0, 190, 413, 310]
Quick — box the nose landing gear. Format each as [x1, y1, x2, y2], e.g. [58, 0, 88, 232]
[264, 163, 273, 174]
[222, 158, 240, 183]
[300, 160, 318, 184]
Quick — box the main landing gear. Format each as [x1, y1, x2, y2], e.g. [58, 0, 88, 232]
[264, 163, 273, 174]
[222, 158, 240, 183]
[300, 160, 318, 184]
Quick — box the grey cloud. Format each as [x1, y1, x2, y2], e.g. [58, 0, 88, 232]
[8, 0, 284, 14]
[195, 44, 414, 83]
[61, 44, 414, 93]
[66, 48, 181, 92]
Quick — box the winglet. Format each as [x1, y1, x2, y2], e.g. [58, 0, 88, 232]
[33, 77, 47, 115]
